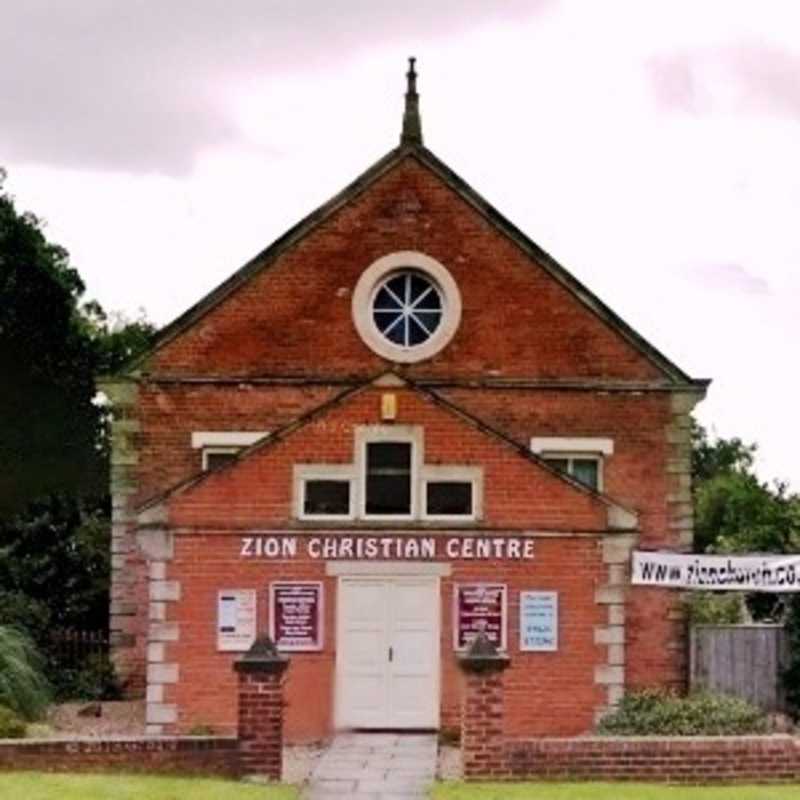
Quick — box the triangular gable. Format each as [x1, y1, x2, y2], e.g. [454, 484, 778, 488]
[138, 372, 637, 532]
[124, 141, 701, 387]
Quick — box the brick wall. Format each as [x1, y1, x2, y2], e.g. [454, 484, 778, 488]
[505, 736, 800, 783]
[110, 146, 704, 727]
[0, 737, 239, 777]
[146, 156, 665, 382]
[148, 385, 618, 740]
[152, 533, 609, 740]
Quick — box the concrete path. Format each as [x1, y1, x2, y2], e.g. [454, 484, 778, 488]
[304, 732, 437, 799]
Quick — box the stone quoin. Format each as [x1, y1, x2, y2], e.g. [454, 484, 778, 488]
[101, 57, 709, 742]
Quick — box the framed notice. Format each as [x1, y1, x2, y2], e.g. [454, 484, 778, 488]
[217, 589, 257, 652]
[269, 581, 324, 652]
[520, 591, 558, 652]
[453, 583, 507, 651]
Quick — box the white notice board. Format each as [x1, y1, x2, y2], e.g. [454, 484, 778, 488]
[520, 591, 558, 652]
[217, 589, 257, 652]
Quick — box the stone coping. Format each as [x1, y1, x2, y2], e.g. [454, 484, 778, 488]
[0, 735, 237, 746]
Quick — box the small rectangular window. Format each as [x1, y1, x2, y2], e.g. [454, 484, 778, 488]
[365, 442, 412, 516]
[571, 458, 599, 489]
[543, 457, 569, 473]
[426, 481, 473, 516]
[543, 456, 600, 490]
[304, 480, 350, 516]
[203, 448, 240, 471]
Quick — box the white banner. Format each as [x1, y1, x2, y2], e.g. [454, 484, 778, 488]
[632, 551, 800, 592]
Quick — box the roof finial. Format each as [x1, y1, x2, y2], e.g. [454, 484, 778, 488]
[401, 56, 423, 146]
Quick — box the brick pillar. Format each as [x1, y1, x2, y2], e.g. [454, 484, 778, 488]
[234, 636, 289, 780]
[458, 633, 511, 780]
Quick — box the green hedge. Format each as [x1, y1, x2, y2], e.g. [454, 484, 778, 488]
[598, 689, 767, 736]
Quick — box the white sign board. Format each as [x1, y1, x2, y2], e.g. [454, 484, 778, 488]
[217, 589, 257, 651]
[632, 551, 800, 592]
[520, 591, 558, 651]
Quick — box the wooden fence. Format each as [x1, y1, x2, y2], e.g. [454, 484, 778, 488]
[689, 624, 789, 712]
[49, 628, 109, 668]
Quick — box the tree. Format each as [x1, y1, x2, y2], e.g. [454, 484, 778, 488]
[687, 422, 800, 626]
[691, 421, 800, 557]
[0, 168, 154, 694]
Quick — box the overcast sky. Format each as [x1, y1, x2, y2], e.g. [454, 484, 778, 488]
[3, 1, 799, 489]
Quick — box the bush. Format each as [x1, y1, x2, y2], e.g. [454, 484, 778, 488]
[53, 653, 121, 702]
[0, 626, 51, 720]
[0, 705, 26, 738]
[597, 688, 767, 736]
[684, 591, 746, 625]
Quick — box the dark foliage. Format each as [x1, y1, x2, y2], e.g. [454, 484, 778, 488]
[0, 168, 154, 700]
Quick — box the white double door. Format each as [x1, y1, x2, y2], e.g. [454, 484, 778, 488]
[336, 576, 440, 729]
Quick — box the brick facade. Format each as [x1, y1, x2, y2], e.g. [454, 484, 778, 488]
[104, 74, 707, 742]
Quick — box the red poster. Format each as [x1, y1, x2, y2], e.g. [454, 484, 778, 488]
[454, 583, 507, 650]
[270, 582, 323, 651]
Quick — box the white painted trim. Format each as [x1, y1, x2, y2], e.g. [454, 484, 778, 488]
[541, 452, 604, 491]
[326, 561, 452, 577]
[421, 465, 483, 522]
[294, 464, 357, 521]
[351, 251, 462, 364]
[201, 446, 241, 471]
[191, 431, 267, 448]
[355, 425, 423, 521]
[530, 437, 614, 455]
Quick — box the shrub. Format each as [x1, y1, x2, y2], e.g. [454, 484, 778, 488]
[684, 591, 746, 625]
[53, 653, 121, 702]
[597, 688, 767, 736]
[0, 706, 26, 739]
[0, 625, 51, 720]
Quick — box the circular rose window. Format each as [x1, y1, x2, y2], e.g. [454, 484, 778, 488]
[352, 251, 461, 363]
[372, 271, 443, 348]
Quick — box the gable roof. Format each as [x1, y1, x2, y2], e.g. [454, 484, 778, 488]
[126, 140, 703, 388]
[137, 371, 638, 532]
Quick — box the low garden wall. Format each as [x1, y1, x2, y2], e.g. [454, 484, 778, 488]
[0, 636, 288, 780]
[0, 736, 240, 777]
[458, 636, 800, 783]
[505, 736, 800, 784]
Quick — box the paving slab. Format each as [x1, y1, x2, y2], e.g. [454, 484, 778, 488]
[304, 732, 437, 800]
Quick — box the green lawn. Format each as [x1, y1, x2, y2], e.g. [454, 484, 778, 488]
[433, 783, 800, 800]
[0, 773, 298, 800]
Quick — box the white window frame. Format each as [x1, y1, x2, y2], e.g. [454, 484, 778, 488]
[192, 431, 268, 471]
[530, 438, 613, 492]
[421, 465, 483, 523]
[356, 425, 422, 521]
[351, 251, 462, 364]
[294, 465, 357, 522]
[201, 446, 242, 471]
[292, 427, 484, 524]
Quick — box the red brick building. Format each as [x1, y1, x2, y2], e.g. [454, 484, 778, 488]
[104, 61, 708, 741]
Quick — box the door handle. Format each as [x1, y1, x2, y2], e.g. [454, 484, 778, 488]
[388, 646, 393, 662]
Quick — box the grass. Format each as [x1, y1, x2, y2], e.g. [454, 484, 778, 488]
[432, 783, 800, 800]
[0, 772, 298, 800]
